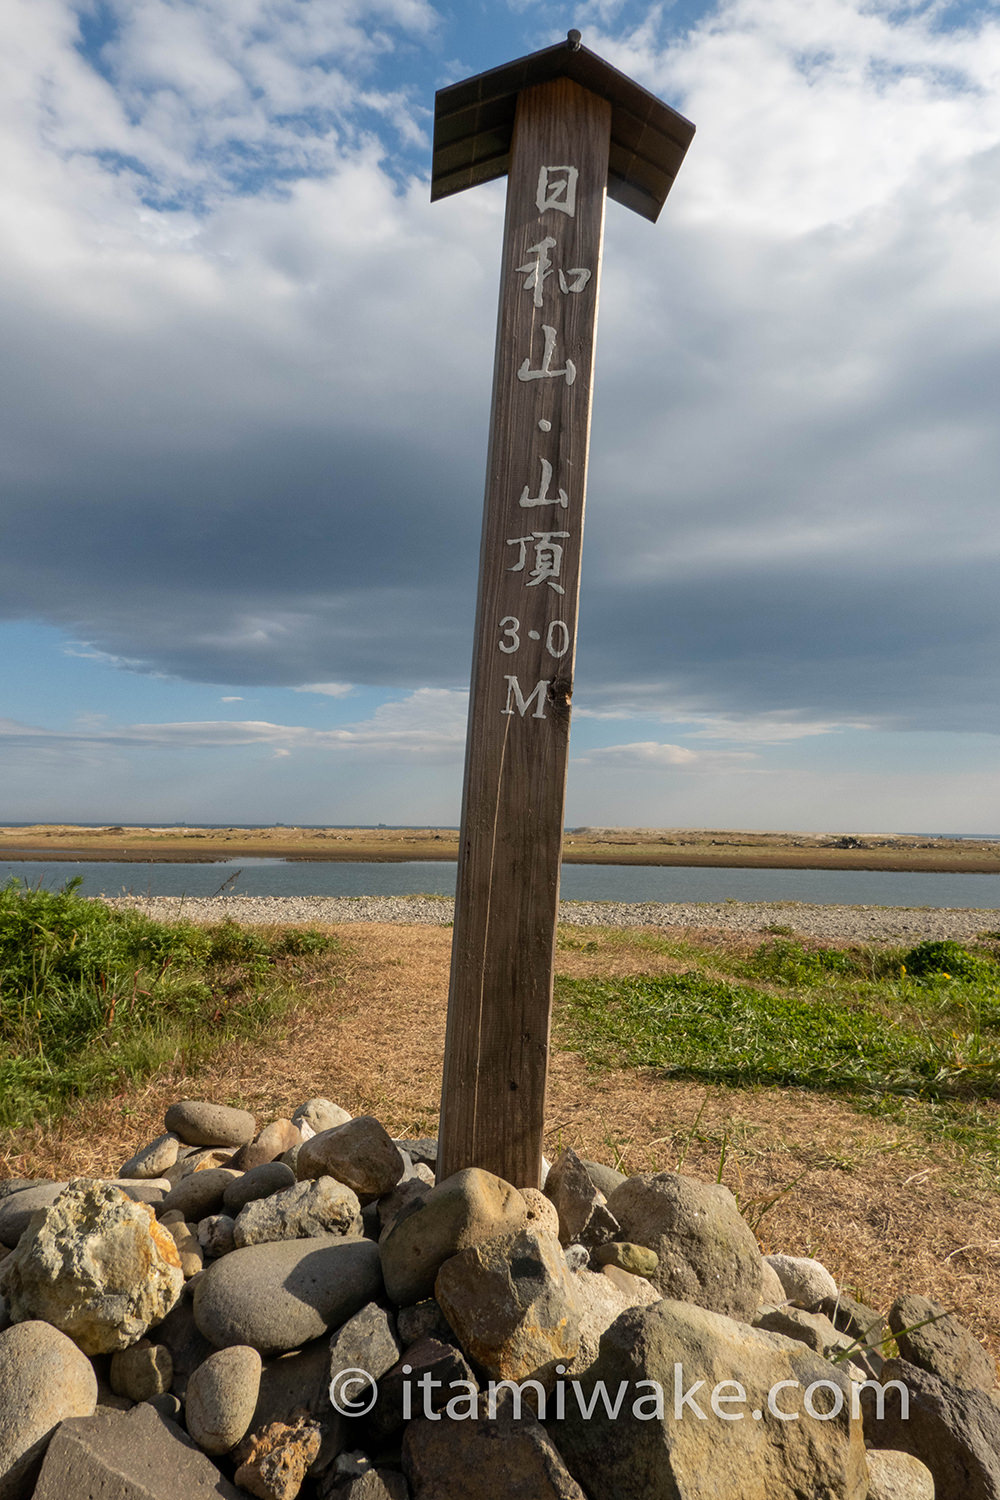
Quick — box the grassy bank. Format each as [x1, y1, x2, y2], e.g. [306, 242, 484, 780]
[555, 928, 1000, 1170]
[0, 878, 341, 1135]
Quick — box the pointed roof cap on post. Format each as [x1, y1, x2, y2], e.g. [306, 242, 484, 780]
[431, 30, 695, 223]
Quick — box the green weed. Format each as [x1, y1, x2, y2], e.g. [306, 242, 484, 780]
[0, 878, 340, 1133]
[554, 933, 1000, 1172]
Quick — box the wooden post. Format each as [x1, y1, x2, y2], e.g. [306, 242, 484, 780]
[438, 78, 609, 1187]
[431, 36, 695, 1188]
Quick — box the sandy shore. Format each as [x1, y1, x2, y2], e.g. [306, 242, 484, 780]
[5, 824, 1000, 872]
[94, 894, 1000, 943]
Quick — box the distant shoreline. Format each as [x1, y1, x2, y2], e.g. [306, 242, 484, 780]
[3, 824, 1000, 874]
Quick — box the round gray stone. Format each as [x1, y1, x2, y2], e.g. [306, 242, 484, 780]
[0, 1320, 98, 1499]
[192, 1235, 383, 1356]
[223, 1163, 295, 1216]
[608, 1172, 763, 1321]
[165, 1102, 256, 1149]
[159, 1169, 243, 1223]
[582, 1160, 627, 1200]
[119, 1134, 182, 1180]
[185, 1345, 262, 1455]
[291, 1099, 352, 1138]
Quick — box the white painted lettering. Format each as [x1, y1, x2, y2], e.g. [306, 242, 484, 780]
[517, 325, 576, 387]
[498, 616, 520, 653]
[505, 531, 570, 594]
[502, 676, 550, 719]
[536, 164, 578, 217]
[519, 456, 568, 510]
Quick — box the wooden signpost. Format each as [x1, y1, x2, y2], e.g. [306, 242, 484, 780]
[432, 34, 695, 1188]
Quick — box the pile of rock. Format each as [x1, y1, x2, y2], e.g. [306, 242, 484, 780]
[0, 1098, 996, 1499]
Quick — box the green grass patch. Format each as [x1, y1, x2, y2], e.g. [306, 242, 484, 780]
[555, 934, 1000, 1168]
[0, 878, 341, 1133]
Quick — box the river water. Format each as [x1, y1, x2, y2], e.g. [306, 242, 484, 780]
[2, 858, 999, 909]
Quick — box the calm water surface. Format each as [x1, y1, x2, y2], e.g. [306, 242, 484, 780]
[2, 859, 999, 908]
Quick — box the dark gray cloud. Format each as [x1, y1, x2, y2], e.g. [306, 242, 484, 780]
[1, 0, 998, 752]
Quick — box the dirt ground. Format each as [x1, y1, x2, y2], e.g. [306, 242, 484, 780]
[3, 823, 1000, 871]
[3, 922, 998, 1358]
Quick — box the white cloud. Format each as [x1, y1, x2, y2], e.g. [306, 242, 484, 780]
[576, 740, 757, 770]
[292, 682, 354, 697]
[0, 687, 469, 761]
[575, 686, 873, 742]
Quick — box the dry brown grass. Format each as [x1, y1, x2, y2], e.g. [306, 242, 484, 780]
[3, 921, 999, 1358]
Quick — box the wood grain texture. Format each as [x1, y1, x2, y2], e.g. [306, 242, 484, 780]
[438, 78, 611, 1187]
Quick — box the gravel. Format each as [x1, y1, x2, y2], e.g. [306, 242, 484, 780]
[93, 895, 1000, 945]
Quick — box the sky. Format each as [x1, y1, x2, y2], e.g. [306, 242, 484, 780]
[1, 0, 998, 832]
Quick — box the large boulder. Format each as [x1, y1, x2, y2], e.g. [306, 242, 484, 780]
[570, 1265, 659, 1375]
[434, 1227, 580, 1387]
[233, 1177, 362, 1248]
[0, 1179, 169, 1245]
[296, 1116, 405, 1203]
[402, 1389, 586, 1498]
[888, 1293, 997, 1391]
[192, 1235, 382, 1356]
[861, 1355, 1000, 1500]
[0, 1320, 97, 1500]
[379, 1168, 527, 1306]
[0, 1180, 183, 1354]
[30, 1403, 244, 1500]
[607, 1172, 762, 1321]
[557, 1298, 868, 1500]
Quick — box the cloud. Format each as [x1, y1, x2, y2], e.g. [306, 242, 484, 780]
[0, 688, 469, 761]
[576, 693, 871, 742]
[293, 682, 354, 697]
[1, 0, 998, 751]
[576, 740, 757, 770]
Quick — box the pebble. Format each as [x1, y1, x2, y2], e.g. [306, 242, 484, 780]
[93, 894, 1000, 943]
